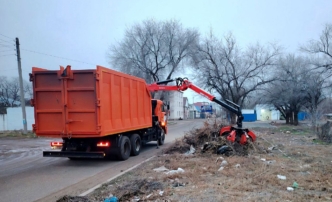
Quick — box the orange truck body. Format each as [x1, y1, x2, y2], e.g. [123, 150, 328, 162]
[30, 65, 152, 138]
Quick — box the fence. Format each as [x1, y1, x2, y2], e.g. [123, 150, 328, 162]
[0, 107, 34, 131]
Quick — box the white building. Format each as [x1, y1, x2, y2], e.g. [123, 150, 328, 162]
[255, 104, 280, 121]
[183, 97, 189, 119]
[164, 91, 184, 120]
[188, 104, 199, 119]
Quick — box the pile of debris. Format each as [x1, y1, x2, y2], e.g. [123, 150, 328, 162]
[110, 179, 164, 201]
[56, 195, 89, 202]
[164, 120, 260, 156]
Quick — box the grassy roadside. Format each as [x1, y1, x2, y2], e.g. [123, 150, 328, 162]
[0, 131, 36, 138]
[57, 121, 332, 202]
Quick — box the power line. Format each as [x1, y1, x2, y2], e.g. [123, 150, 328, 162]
[21, 48, 95, 65]
[0, 54, 15, 57]
[0, 68, 17, 72]
[0, 33, 13, 39]
[0, 38, 15, 44]
[0, 44, 15, 48]
[0, 49, 15, 52]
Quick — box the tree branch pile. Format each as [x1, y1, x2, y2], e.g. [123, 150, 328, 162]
[164, 120, 264, 156]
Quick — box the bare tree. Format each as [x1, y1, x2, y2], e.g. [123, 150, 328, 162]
[301, 23, 332, 69]
[24, 82, 33, 100]
[263, 55, 309, 125]
[109, 19, 199, 85]
[299, 23, 332, 127]
[191, 33, 280, 122]
[0, 77, 31, 107]
[317, 96, 332, 116]
[163, 20, 199, 80]
[0, 77, 19, 106]
[261, 54, 330, 125]
[302, 69, 332, 127]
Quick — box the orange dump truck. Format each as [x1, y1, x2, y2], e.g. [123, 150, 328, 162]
[30, 65, 168, 160]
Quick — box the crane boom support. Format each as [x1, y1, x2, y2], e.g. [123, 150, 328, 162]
[147, 78, 244, 127]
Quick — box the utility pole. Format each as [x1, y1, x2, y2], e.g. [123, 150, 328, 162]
[16, 37, 27, 134]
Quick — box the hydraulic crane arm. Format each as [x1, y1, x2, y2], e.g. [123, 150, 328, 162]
[148, 78, 244, 128]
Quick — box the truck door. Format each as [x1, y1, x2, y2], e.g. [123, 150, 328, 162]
[31, 66, 99, 137]
[63, 67, 98, 137]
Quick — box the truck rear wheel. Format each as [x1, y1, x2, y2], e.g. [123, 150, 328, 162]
[117, 136, 131, 160]
[130, 134, 141, 156]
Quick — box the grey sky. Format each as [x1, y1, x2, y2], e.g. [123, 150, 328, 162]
[0, 0, 331, 102]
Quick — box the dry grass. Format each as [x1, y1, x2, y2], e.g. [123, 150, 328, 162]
[61, 120, 332, 202]
[0, 130, 36, 138]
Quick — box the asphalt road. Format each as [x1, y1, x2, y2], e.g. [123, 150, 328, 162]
[0, 119, 205, 202]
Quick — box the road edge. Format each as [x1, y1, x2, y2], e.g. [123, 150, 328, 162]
[79, 155, 156, 196]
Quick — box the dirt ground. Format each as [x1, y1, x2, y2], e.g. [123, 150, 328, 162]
[58, 120, 332, 202]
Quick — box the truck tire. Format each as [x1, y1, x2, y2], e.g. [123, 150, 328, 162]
[158, 129, 165, 145]
[130, 134, 141, 156]
[117, 136, 131, 160]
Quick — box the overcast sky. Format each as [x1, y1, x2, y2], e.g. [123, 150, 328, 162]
[0, 0, 331, 102]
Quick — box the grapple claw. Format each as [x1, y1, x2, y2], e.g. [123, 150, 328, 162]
[220, 126, 256, 145]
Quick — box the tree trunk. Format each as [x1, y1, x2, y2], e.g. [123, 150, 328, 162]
[289, 112, 294, 125]
[310, 107, 318, 128]
[285, 112, 291, 124]
[293, 111, 299, 126]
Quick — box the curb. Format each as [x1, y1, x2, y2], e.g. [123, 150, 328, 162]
[79, 155, 156, 196]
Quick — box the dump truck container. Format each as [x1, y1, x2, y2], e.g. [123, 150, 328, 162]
[30, 65, 152, 138]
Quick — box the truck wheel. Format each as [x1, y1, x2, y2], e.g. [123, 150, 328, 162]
[158, 130, 165, 145]
[130, 134, 141, 156]
[117, 136, 131, 160]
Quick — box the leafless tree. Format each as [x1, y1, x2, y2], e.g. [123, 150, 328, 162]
[264, 55, 309, 125]
[261, 54, 330, 125]
[302, 69, 332, 127]
[301, 23, 332, 69]
[190, 33, 280, 122]
[109, 19, 199, 85]
[318, 96, 332, 116]
[24, 82, 33, 100]
[0, 77, 31, 107]
[300, 23, 332, 125]
[0, 77, 19, 106]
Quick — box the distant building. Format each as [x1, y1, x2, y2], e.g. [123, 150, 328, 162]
[255, 104, 280, 121]
[192, 102, 213, 118]
[241, 109, 256, 122]
[164, 91, 183, 120]
[183, 97, 189, 119]
[211, 102, 222, 117]
[188, 104, 200, 119]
